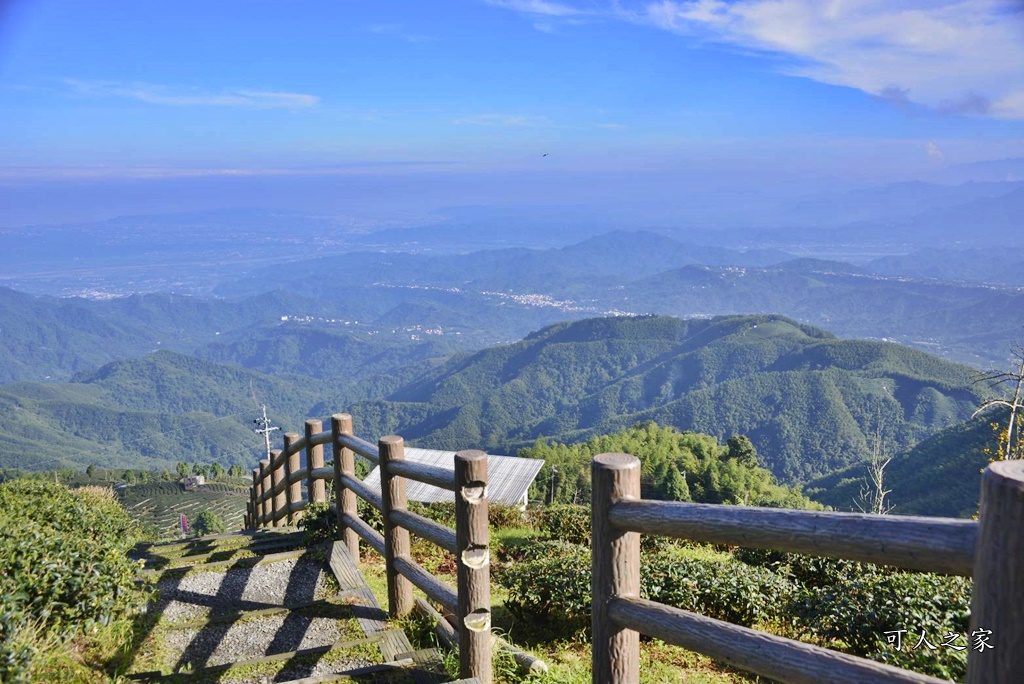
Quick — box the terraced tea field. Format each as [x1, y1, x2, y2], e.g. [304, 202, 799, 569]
[119, 482, 249, 539]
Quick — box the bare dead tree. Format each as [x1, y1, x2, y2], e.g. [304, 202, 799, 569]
[854, 397, 894, 515]
[972, 345, 1024, 461]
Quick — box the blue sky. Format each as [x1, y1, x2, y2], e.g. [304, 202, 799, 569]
[1, 1, 1023, 223]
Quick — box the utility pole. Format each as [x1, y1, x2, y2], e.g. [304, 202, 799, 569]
[253, 405, 279, 461]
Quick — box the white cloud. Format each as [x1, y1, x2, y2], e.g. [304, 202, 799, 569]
[926, 141, 944, 160]
[63, 80, 319, 108]
[364, 23, 436, 43]
[483, 0, 586, 17]
[453, 113, 553, 126]
[484, 0, 1024, 120]
[595, 122, 629, 129]
[623, 0, 1024, 119]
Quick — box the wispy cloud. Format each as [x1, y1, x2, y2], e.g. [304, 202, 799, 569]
[621, 0, 1024, 120]
[63, 80, 319, 108]
[453, 113, 553, 127]
[925, 141, 944, 160]
[594, 122, 629, 130]
[483, 0, 586, 17]
[364, 23, 436, 43]
[0, 161, 459, 182]
[484, 0, 1024, 120]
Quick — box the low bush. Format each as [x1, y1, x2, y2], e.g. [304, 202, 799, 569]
[793, 568, 970, 680]
[0, 481, 144, 680]
[499, 540, 795, 638]
[532, 504, 591, 546]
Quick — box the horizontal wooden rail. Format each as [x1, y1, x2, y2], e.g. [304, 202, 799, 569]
[394, 555, 459, 616]
[335, 433, 380, 465]
[309, 430, 332, 446]
[391, 508, 457, 553]
[389, 459, 457, 491]
[342, 512, 385, 556]
[608, 499, 977, 576]
[609, 597, 946, 684]
[309, 466, 334, 481]
[340, 473, 382, 511]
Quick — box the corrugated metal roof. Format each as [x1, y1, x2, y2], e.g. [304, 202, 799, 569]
[362, 448, 545, 505]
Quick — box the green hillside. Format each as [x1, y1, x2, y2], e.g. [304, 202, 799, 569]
[353, 314, 983, 483]
[806, 413, 1000, 518]
[0, 351, 342, 471]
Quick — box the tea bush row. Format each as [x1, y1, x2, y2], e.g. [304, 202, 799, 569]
[0, 481, 144, 680]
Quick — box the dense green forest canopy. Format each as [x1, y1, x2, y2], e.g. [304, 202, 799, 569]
[521, 422, 819, 509]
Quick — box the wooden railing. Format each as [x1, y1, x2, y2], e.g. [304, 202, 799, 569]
[243, 414, 493, 684]
[591, 453, 1024, 684]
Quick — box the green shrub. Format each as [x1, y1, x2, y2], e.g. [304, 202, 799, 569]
[499, 540, 795, 638]
[643, 547, 796, 627]
[532, 504, 591, 546]
[0, 481, 143, 678]
[500, 541, 592, 635]
[299, 501, 336, 546]
[793, 568, 970, 680]
[192, 510, 226, 536]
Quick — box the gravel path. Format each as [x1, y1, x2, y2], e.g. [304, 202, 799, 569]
[156, 555, 331, 624]
[162, 612, 358, 668]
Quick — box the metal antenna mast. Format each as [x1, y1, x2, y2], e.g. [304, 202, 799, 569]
[253, 404, 279, 461]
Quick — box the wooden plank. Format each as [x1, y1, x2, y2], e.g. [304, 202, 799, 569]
[328, 541, 365, 592]
[609, 498, 977, 576]
[141, 546, 311, 577]
[610, 596, 948, 684]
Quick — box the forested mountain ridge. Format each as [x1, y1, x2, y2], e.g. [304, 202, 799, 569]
[0, 351, 343, 472]
[806, 413, 999, 518]
[352, 314, 983, 483]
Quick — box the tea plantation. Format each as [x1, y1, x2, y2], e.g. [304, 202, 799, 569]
[117, 481, 248, 539]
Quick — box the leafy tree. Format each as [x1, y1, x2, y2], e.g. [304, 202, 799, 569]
[192, 510, 226, 536]
[86, 464, 96, 479]
[726, 435, 758, 468]
[209, 462, 224, 479]
[175, 462, 190, 478]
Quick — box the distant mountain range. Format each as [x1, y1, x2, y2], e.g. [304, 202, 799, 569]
[351, 314, 983, 483]
[0, 314, 987, 492]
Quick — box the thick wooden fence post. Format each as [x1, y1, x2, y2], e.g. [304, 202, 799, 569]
[270, 449, 285, 528]
[283, 433, 301, 525]
[592, 453, 641, 684]
[455, 450, 492, 684]
[968, 459, 1024, 683]
[379, 435, 414, 618]
[259, 459, 271, 528]
[333, 414, 359, 557]
[249, 470, 259, 528]
[305, 419, 325, 505]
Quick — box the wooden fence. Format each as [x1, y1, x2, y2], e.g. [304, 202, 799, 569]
[591, 453, 1024, 684]
[244, 414, 493, 684]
